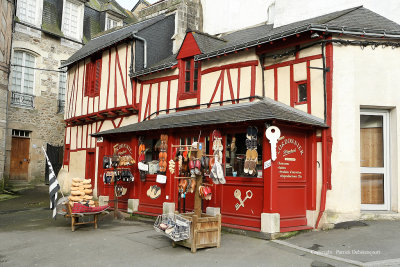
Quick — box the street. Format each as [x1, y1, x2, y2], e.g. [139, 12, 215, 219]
[0, 186, 399, 267]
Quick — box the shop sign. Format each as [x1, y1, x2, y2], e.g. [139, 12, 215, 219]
[274, 136, 305, 180]
[113, 143, 133, 156]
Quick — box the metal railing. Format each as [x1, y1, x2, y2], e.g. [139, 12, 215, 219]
[11, 91, 34, 108]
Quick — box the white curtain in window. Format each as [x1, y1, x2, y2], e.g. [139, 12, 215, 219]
[106, 17, 119, 30]
[63, 1, 79, 38]
[12, 51, 35, 95]
[17, 0, 36, 25]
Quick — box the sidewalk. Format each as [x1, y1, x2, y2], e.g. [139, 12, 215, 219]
[281, 220, 400, 266]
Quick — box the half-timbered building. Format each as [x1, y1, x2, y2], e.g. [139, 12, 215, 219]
[62, 6, 400, 233]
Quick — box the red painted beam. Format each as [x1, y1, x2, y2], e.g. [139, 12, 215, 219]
[201, 60, 259, 75]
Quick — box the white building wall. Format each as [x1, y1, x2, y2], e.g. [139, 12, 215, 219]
[325, 40, 400, 223]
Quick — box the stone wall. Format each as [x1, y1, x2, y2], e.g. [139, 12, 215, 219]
[5, 28, 79, 182]
[138, 0, 203, 54]
[0, 0, 14, 185]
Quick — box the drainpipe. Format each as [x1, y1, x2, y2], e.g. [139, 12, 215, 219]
[258, 54, 265, 98]
[131, 32, 147, 70]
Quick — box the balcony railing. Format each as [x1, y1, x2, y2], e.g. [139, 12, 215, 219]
[11, 91, 34, 108]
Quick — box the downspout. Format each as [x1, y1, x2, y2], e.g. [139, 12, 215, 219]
[131, 32, 147, 69]
[258, 54, 265, 98]
[315, 39, 333, 229]
[129, 33, 146, 110]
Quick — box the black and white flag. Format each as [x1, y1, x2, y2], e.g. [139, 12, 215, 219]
[42, 147, 60, 219]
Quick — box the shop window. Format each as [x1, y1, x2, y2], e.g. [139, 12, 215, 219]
[295, 81, 307, 104]
[85, 56, 102, 97]
[143, 138, 160, 162]
[180, 58, 200, 99]
[225, 132, 263, 178]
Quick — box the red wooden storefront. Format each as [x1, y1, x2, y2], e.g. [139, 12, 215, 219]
[95, 109, 322, 232]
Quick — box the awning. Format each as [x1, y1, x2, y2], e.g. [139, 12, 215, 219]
[93, 98, 327, 137]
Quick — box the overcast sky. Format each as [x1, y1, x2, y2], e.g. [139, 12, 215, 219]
[116, 0, 159, 11]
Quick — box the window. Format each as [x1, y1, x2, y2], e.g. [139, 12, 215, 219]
[16, 0, 36, 25]
[360, 110, 390, 210]
[225, 131, 263, 178]
[11, 51, 35, 94]
[84, 56, 102, 97]
[106, 16, 121, 30]
[12, 129, 30, 137]
[295, 81, 307, 104]
[58, 67, 67, 113]
[180, 58, 200, 98]
[62, 0, 80, 39]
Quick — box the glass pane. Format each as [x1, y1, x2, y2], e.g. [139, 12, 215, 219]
[185, 82, 190, 92]
[360, 115, 383, 167]
[298, 83, 307, 102]
[193, 81, 197, 91]
[194, 68, 198, 80]
[185, 71, 190, 82]
[361, 173, 384, 204]
[185, 60, 191, 70]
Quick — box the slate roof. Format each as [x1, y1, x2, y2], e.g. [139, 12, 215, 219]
[62, 14, 172, 68]
[93, 98, 327, 136]
[132, 6, 400, 76]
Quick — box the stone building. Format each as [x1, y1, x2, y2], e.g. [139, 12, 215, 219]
[0, 0, 14, 189]
[3, 0, 134, 182]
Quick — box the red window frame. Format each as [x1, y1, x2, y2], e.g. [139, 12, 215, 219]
[85, 55, 102, 97]
[293, 80, 308, 105]
[179, 58, 201, 100]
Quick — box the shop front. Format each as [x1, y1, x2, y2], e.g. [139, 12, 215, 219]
[94, 98, 327, 233]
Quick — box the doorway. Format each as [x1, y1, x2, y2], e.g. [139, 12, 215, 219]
[10, 135, 30, 180]
[360, 110, 390, 210]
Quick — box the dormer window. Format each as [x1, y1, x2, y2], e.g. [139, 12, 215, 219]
[62, 0, 84, 40]
[16, 0, 38, 25]
[180, 58, 200, 99]
[105, 13, 122, 30]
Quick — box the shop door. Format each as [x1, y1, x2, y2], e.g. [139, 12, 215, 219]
[360, 110, 390, 210]
[273, 130, 308, 231]
[10, 137, 30, 180]
[86, 150, 96, 188]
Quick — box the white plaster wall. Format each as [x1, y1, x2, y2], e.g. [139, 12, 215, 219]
[274, 0, 400, 28]
[201, 0, 273, 35]
[325, 40, 400, 222]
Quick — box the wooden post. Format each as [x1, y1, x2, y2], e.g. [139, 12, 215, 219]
[191, 214, 198, 253]
[194, 174, 202, 217]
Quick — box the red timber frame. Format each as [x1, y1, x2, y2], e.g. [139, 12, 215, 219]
[95, 119, 318, 232]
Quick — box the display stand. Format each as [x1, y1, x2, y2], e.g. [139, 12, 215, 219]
[171, 145, 222, 253]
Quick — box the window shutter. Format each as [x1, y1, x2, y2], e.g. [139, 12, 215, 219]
[94, 58, 102, 96]
[85, 62, 91, 96]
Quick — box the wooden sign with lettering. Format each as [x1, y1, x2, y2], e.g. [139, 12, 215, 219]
[274, 135, 306, 181]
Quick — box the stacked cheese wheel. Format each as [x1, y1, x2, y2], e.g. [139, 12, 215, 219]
[68, 178, 95, 207]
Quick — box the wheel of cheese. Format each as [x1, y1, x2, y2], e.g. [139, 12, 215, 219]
[83, 184, 92, 189]
[84, 189, 92, 194]
[70, 186, 80, 191]
[88, 200, 94, 205]
[72, 178, 82, 183]
[72, 182, 82, 187]
[83, 179, 91, 184]
[83, 195, 93, 200]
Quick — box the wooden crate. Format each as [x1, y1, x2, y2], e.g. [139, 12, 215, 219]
[173, 212, 221, 253]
